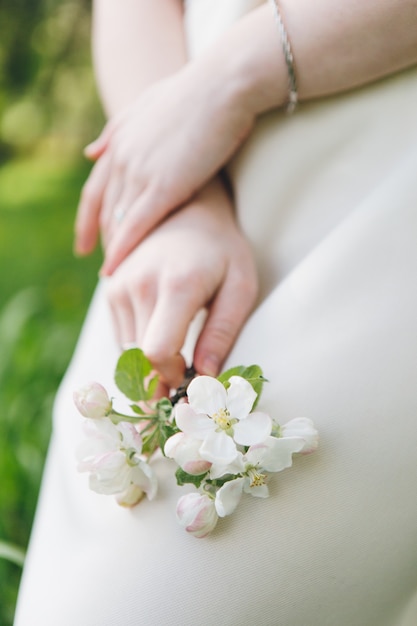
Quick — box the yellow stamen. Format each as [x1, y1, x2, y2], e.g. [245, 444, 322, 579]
[212, 407, 233, 430]
[247, 468, 267, 488]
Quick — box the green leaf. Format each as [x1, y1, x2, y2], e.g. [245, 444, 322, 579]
[218, 364, 267, 408]
[114, 348, 158, 402]
[175, 467, 208, 488]
[158, 422, 178, 453]
[156, 397, 173, 420]
[141, 429, 159, 456]
[147, 374, 159, 400]
[207, 474, 239, 488]
[130, 404, 146, 415]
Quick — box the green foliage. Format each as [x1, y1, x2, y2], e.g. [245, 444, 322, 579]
[113, 351, 176, 454]
[0, 0, 101, 619]
[218, 364, 267, 408]
[157, 421, 178, 454]
[0, 289, 75, 624]
[130, 404, 147, 416]
[0, 0, 101, 160]
[157, 398, 174, 421]
[0, 157, 100, 626]
[175, 468, 208, 489]
[115, 349, 159, 403]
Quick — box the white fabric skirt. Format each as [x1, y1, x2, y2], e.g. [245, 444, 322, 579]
[15, 2, 417, 624]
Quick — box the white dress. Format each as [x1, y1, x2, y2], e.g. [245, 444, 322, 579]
[14, 2, 417, 625]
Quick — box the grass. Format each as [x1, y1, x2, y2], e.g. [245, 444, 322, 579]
[0, 153, 100, 625]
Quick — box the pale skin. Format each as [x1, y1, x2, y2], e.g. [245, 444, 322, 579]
[106, 177, 258, 387]
[76, 0, 261, 387]
[74, 0, 417, 387]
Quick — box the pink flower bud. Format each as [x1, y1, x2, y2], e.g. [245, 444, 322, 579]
[176, 493, 218, 538]
[73, 382, 112, 419]
[165, 432, 211, 476]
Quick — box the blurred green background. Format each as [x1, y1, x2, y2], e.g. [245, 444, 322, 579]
[0, 1, 102, 622]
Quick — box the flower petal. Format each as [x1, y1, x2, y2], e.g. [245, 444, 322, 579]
[200, 431, 238, 464]
[131, 461, 158, 500]
[88, 453, 131, 494]
[210, 453, 244, 480]
[242, 480, 269, 499]
[165, 433, 212, 475]
[187, 376, 227, 416]
[87, 450, 126, 475]
[76, 437, 113, 467]
[118, 422, 143, 453]
[226, 376, 257, 419]
[280, 417, 319, 454]
[247, 436, 305, 472]
[116, 484, 145, 507]
[164, 432, 185, 458]
[233, 411, 272, 446]
[175, 403, 215, 438]
[88, 417, 121, 442]
[215, 478, 245, 517]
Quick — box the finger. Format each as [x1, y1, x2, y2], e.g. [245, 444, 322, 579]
[130, 275, 157, 346]
[141, 278, 209, 388]
[193, 265, 258, 376]
[99, 170, 125, 249]
[107, 259, 159, 345]
[100, 186, 166, 276]
[106, 281, 136, 348]
[104, 180, 147, 253]
[84, 106, 131, 160]
[84, 118, 117, 161]
[74, 152, 112, 256]
[153, 379, 170, 401]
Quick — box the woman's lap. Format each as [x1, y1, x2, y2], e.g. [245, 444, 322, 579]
[14, 163, 417, 624]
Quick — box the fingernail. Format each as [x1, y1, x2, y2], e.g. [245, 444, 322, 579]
[200, 355, 220, 377]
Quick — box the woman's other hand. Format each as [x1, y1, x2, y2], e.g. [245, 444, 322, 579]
[104, 176, 258, 389]
[74, 0, 417, 275]
[74, 65, 255, 275]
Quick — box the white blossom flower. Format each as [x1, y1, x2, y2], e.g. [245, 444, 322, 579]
[214, 436, 306, 517]
[164, 432, 212, 476]
[175, 376, 272, 465]
[77, 418, 157, 505]
[73, 357, 319, 536]
[215, 477, 249, 517]
[279, 417, 319, 454]
[176, 492, 218, 538]
[73, 382, 112, 419]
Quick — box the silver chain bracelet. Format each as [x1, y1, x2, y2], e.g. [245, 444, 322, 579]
[268, 0, 298, 114]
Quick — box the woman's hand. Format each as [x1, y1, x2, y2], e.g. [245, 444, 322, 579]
[104, 176, 258, 389]
[74, 64, 255, 275]
[75, 0, 417, 276]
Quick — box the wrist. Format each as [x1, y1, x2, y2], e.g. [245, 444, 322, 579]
[199, 5, 290, 119]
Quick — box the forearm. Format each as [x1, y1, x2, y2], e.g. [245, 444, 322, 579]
[92, 0, 187, 116]
[195, 0, 417, 116]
